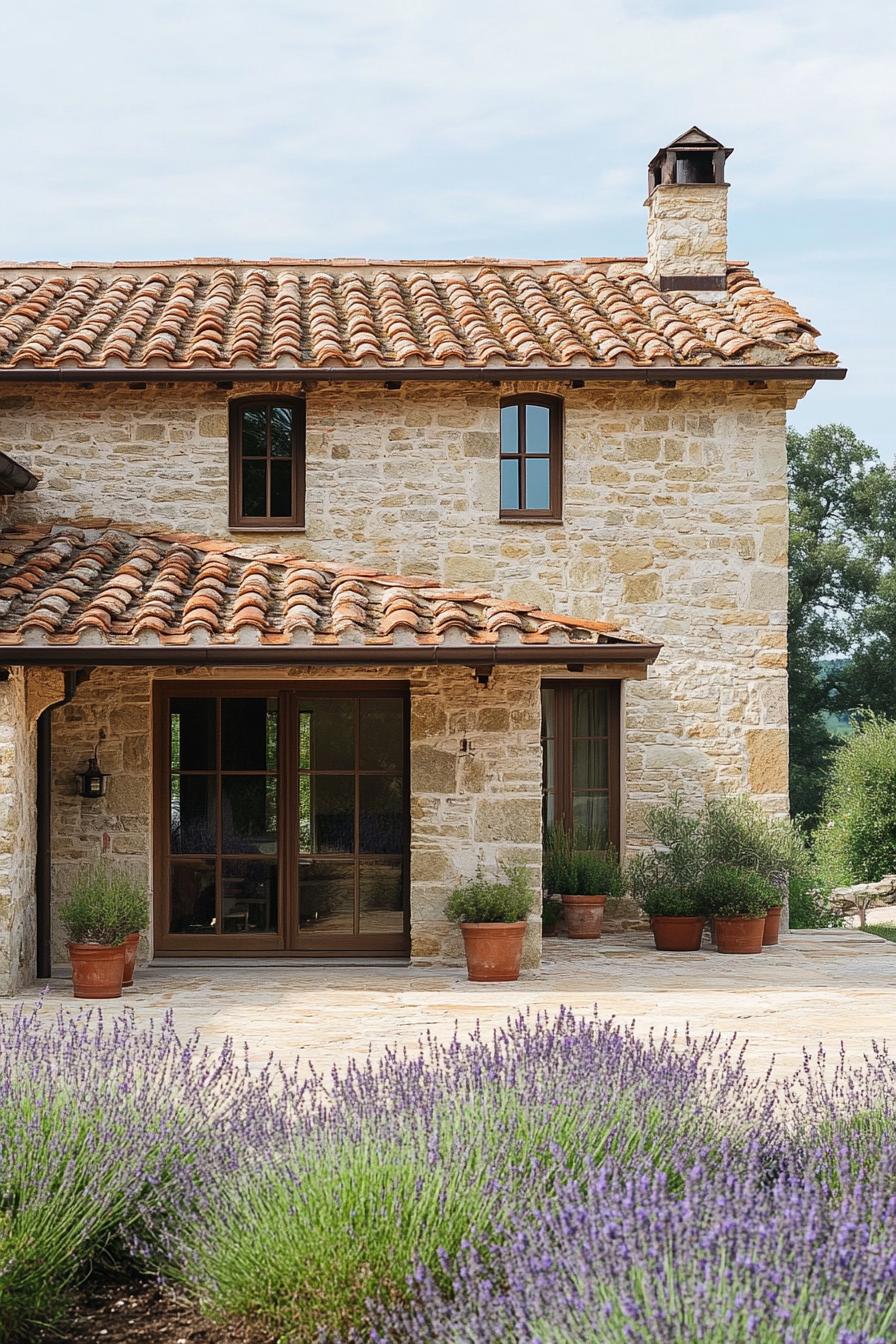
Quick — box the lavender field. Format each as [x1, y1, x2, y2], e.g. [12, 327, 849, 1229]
[1, 1003, 894, 1343]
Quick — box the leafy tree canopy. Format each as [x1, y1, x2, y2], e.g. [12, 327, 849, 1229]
[787, 424, 896, 822]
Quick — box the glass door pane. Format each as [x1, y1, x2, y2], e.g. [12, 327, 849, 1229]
[165, 694, 280, 940]
[296, 693, 406, 946]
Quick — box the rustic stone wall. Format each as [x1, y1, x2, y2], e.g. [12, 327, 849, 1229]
[0, 377, 791, 828]
[49, 667, 152, 968]
[46, 664, 543, 967]
[646, 184, 728, 282]
[0, 669, 37, 993]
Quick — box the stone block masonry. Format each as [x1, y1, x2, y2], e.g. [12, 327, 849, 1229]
[0, 669, 37, 993]
[45, 664, 543, 968]
[0, 373, 796, 972]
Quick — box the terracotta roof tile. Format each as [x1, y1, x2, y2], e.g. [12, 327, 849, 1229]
[0, 523, 653, 654]
[0, 260, 835, 371]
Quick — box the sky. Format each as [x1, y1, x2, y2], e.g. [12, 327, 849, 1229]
[3, 0, 894, 455]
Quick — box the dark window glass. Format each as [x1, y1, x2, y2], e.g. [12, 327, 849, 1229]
[171, 775, 216, 854]
[270, 460, 293, 516]
[242, 459, 266, 517]
[299, 859, 355, 933]
[221, 698, 278, 772]
[221, 859, 277, 934]
[270, 406, 293, 457]
[359, 698, 404, 771]
[360, 775, 404, 852]
[305, 775, 355, 853]
[171, 698, 215, 771]
[222, 776, 278, 852]
[300, 699, 355, 771]
[359, 859, 404, 934]
[241, 407, 266, 456]
[169, 860, 216, 934]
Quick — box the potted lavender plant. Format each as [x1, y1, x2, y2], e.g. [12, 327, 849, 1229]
[544, 827, 622, 939]
[58, 864, 132, 998]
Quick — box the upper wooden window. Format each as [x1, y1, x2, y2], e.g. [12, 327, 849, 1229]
[228, 397, 305, 528]
[499, 394, 562, 520]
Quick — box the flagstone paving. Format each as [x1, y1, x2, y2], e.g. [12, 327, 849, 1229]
[9, 928, 895, 1079]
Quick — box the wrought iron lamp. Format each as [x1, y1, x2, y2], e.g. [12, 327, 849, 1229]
[76, 740, 108, 799]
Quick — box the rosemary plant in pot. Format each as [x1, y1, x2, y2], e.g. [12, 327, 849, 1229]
[58, 864, 132, 999]
[445, 865, 532, 982]
[627, 851, 706, 950]
[544, 827, 622, 939]
[700, 865, 778, 955]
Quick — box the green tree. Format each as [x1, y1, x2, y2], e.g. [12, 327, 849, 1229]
[787, 424, 896, 823]
[815, 715, 896, 887]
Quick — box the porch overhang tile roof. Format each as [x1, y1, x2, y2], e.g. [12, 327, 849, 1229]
[0, 523, 662, 669]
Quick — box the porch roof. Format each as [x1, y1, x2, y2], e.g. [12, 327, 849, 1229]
[0, 522, 661, 668]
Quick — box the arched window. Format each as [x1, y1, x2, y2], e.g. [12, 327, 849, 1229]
[228, 396, 306, 528]
[499, 394, 562, 520]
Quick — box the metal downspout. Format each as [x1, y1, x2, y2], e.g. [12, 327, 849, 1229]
[35, 671, 79, 979]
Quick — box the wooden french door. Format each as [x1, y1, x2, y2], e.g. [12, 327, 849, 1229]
[153, 683, 410, 957]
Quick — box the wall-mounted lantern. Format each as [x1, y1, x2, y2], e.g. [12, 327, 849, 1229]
[76, 741, 108, 799]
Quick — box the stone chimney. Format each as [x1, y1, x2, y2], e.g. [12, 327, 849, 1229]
[645, 127, 732, 299]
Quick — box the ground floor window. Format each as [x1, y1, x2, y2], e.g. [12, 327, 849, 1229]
[153, 684, 409, 957]
[540, 681, 621, 850]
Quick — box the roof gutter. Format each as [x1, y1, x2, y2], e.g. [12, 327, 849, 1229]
[0, 365, 846, 386]
[0, 450, 38, 494]
[0, 642, 662, 669]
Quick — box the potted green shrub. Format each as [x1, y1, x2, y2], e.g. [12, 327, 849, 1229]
[699, 865, 777, 954]
[58, 864, 133, 998]
[445, 865, 532, 982]
[702, 796, 805, 945]
[627, 849, 706, 950]
[544, 827, 622, 939]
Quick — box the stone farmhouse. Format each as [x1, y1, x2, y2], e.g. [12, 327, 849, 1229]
[0, 129, 842, 991]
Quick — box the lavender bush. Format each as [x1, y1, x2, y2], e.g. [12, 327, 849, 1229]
[151, 1012, 773, 1341]
[2, 1003, 896, 1343]
[0, 1001, 302, 1338]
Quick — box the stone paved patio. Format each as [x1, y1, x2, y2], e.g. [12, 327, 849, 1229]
[9, 929, 896, 1079]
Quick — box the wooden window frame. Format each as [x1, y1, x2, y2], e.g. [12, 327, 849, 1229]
[499, 393, 563, 521]
[541, 680, 621, 853]
[228, 395, 306, 529]
[152, 681, 410, 959]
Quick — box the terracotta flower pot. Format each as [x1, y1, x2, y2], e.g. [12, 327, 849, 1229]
[763, 905, 784, 946]
[561, 893, 606, 939]
[68, 942, 126, 999]
[122, 932, 140, 987]
[651, 915, 705, 952]
[714, 915, 766, 955]
[459, 921, 527, 982]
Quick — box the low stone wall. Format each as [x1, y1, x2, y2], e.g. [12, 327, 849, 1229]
[49, 667, 152, 968]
